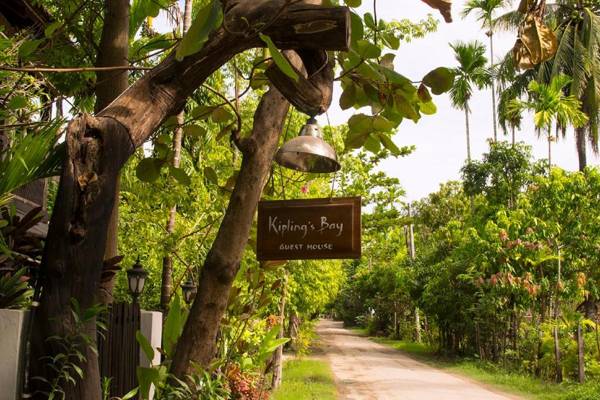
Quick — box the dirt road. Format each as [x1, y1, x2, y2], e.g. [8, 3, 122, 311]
[317, 320, 521, 400]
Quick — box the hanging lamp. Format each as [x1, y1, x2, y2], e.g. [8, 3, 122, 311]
[274, 117, 340, 173]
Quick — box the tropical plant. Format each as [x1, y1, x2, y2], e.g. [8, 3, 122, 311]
[462, 0, 508, 141]
[508, 74, 588, 169]
[495, 0, 600, 169]
[0, 268, 33, 309]
[0, 121, 64, 205]
[449, 41, 491, 161]
[549, 0, 600, 170]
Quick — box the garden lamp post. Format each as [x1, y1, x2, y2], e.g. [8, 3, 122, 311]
[275, 116, 340, 173]
[127, 257, 147, 304]
[181, 277, 197, 305]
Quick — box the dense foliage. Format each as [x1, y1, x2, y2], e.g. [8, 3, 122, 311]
[336, 142, 600, 386]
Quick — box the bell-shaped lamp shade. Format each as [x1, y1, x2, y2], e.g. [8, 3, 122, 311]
[275, 117, 341, 173]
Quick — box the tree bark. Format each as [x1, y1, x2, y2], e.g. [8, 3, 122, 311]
[575, 126, 587, 171]
[30, 3, 349, 398]
[160, 0, 193, 313]
[489, 31, 497, 142]
[171, 85, 291, 375]
[95, 0, 129, 305]
[465, 106, 471, 162]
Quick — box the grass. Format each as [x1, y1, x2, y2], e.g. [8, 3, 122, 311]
[271, 358, 337, 400]
[363, 334, 600, 400]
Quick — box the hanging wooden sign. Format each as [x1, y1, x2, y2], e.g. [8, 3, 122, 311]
[257, 197, 361, 261]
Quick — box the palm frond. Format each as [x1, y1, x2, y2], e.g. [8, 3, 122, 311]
[0, 120, 65, 199]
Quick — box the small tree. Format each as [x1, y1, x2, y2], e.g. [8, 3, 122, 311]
[449, 41, 491, 162]
[509, 74, 587, 171]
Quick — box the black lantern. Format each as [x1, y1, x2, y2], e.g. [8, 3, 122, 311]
[181, 278, 197, 305]
[127, 257, 147, 303]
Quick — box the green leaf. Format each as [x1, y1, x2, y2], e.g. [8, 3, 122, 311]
[356, 39, 381, 59]
[348, 113, 372, 134]
[136, 330, 155, 362]
[259, 33, 299, 82]
[204, 166, 219, 185]
[8, 96, 28, 110]
[163, 294, 184, 357]
[18, 39, 43, 59]
[419, 101, 437, 115]
[376, 133, 401, 156]
[345, 0, 362, 7]
[364, 134, 381, 153]
[372, 115, 394, 131]
[364, 13, 376, 29]
[44, 21, 61, 39]
[211, 106, 233, 123]
[423, 67, 455, 95]
[169, 166, 191, 186]
[136, 366, 159, 400]
[191, 106, 216, 120]
[121, 388, 139, 400]
[340, 83, 357, 110]
[136, 158, 163, 183]
[381, 32, 400, 50]
[176, 1, 223, 61]
[183, 125, 206, 138]
[350, 12, 364, 45]
[130, 0, 171, 37]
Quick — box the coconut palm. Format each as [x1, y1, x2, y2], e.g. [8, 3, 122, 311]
[509, 74, 587, 171]
[463, 0, 508, 142]
[496, 0, 600, 170]
[449, 41, 491, 162]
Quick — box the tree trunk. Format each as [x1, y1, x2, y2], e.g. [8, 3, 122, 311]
[160, 0, 193, 312]
[511, 126, 515, 146]
[577, 321, 585, 383]
[575, 126, 587, 171]
[30, 3, 349, 397]
[271, 272, 288, 389]
[465, 106, 471, 162]
[489, 32, 497, 142]
[171, 85, 291, 375]
[547, 134, 552, 173]
[553, 248, 562, 382]
[95, 0, 129, 305]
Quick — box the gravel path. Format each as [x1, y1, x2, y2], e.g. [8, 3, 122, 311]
[317, 320, 522, 400]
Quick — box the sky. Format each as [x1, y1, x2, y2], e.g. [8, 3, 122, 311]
[158, 0, 600, 202]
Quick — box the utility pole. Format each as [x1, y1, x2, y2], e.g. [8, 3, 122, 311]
[406, 204, 421, 343]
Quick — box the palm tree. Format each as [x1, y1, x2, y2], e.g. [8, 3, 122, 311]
[549, 0, 600, 170]
[509, 74, 587, 171]
[495, 0, 600, 170]
[463, 0, 508, 142]
[449, 41, 491, 162]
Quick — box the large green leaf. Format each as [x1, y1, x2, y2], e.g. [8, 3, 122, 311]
[163, 294, 185, 357]
[136, 158, 163, 183]
[176, 1, 223, 61]
[136, 330, 155, 362]
[423, 67, 455, 95]
[259, 33, 299, 82]
[130, 0, 173, 37]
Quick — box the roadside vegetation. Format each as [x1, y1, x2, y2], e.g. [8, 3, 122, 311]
[272, 359, 338, 400]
